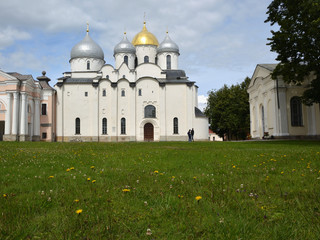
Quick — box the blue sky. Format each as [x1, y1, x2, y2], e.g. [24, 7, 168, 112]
[0, 0, 277, 109]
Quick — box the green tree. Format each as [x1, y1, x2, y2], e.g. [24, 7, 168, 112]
[205, 77, 250, 140]
[265, 0, 320, 105]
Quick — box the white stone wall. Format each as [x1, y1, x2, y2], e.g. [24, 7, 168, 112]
[135, 45, 157, 65]
[157, 52, 179, 70]
[114, 53, 135, 70]
[70, 58, 105, 72]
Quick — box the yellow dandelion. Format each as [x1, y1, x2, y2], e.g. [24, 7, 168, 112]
[48, 176, 54, 179]
[292, 169, 296, 172]
[281, 171, 284, 174]
[193, 176, 197, 180]
[90, 166, 95, 169]
[154, 170, 159, 174]
[66, 168, 70, 172]
[172, 176, 175, 179]
[87, 178, 91, 181]
[74, 199, 79, 203]
[75, 209, 83, 214]
[3, 194, 7, 198]
[70, 167, 75, 170]
[178, 195, 184, 199]
[195, 196, 202, 201]
[92, 180, 96, 183]
[122, 189, 130, 192]
[232, 165, 236, 168]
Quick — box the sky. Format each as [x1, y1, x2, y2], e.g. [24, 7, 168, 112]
[0, 0, 278, 110]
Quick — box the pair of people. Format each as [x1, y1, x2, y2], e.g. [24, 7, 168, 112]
[187, 128, 194, 142]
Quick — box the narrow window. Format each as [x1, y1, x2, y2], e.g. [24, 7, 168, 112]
[75, 118, 80, 134]
[42, 132, 47, 139]
[144, 105, 156, 118]
[87, 61, 90, 70]
[85, 92, 88, 97]
[144, 56, 149, 63]
[173, 117, 178, 134]
[138, 89, 142, 96]
[291, 97, 303, 126]
[121, 89, 125, 97]
[41, 104, 47, 115]
[166, 55, 171, 69]
[121, 118, 126, 134]
[124, 55, 128, 65]
[102, 118, 107, 135]
[135, 57, 138, 68]
[102, 89, 106, 97]
[155, 57, 158, 65]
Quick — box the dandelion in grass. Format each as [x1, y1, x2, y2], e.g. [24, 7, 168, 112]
[92, 180, 96, 183]
[281, 171, 284, 174]
[75, 209, 83, 214]
[195, 196, 202, 202]
[154, 170, 159, 174]
[122, 189, 130, 192]
[178, 195, 184, 199]
[48, 176, 54, 179]
[87, 177, 91, 181]
[70, 167, 75, 170]
[193, 176, 197, 180]
[74, 199, 79, 203]
[3, 194, 7, 198]
[66, 168, 70, 172]
[90, 166, 95, 169]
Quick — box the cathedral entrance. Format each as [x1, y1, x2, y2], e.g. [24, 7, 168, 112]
[144, 123, 154, 141]
[0, 121, 4, 141]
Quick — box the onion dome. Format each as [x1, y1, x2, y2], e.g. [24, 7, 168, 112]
[132, 22, 159, 46]
[70, 27, 104, 60]
[158, 32, 179, 54]
[114, 32, 136, 55]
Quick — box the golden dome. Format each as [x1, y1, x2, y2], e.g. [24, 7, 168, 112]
[132, 22, 159, 46]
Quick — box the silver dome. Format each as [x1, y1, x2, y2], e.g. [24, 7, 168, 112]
[157, 33, 179, 54]
[70, 33, 104, 60]
[114, 34, 136, 55]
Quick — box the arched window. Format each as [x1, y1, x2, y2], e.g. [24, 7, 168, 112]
[166, 55, 171, 69]
[291, 97, 303, 126]
[102, 89, 106, 97]
[173, 117, 178, 134]
[102, 118, 107, 135]
[124, 55, 128, 65]
[121, 89, 125, 97]
[121, 118, 126, 134]
[87, 61, 90, 70]
[144, 56, 149, 63]
[75, 118, 80, 134]
[144, 105, 156, 118]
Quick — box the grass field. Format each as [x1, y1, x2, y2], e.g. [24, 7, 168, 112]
[0, 140, 320, 239]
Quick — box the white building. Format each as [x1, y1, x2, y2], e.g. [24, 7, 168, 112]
[55, 22, 208, 142]
[247, 64, 320, 139]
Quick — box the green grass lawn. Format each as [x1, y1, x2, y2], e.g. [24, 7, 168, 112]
[0, 140, 320, 239]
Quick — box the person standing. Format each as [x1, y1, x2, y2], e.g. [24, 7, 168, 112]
[187, 129, 192, 142]
[191, 128, 194, 141]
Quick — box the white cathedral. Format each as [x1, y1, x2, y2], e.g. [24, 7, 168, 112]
[0, 22, 209, 142]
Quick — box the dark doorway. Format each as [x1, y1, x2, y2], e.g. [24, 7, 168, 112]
[0, 121, 4, 141]
[144, 123, 154, 141]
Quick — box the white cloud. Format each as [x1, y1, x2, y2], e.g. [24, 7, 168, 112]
[198, 95, 208, 111]
[0, 27, 31, 49]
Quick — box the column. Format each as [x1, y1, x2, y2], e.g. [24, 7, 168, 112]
[278, 88, 289, 136]
[34, 98, 40, 137]
[307, 105, 316, 135]
[20, 92, 27, 135]
[12, 92, 19, 135]
[4, 93, 12, 134]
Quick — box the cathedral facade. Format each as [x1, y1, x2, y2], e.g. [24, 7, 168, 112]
[0, 22, 208, 142]
[247, 64, 320, 139]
